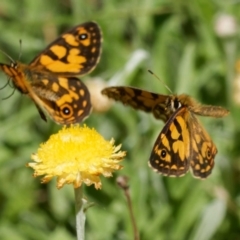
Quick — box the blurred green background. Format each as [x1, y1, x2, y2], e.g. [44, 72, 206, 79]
[0, 1, 239, 240]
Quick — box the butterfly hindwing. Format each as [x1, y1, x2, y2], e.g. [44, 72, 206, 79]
[149, 107, 191, 177]
[188, 114, 217, 178]
[30, 76, 91, 124]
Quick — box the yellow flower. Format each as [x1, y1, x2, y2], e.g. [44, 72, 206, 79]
[27, 125, 126, 189]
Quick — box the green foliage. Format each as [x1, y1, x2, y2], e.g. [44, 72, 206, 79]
[0, 0, 239, 239]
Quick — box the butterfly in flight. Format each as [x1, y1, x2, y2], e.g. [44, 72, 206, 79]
[102, 80, 229, 179]
[0, 21, 102, 125]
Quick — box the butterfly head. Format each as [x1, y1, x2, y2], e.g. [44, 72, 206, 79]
[153, 95, 183, 122]
[9, 61, 19, 73]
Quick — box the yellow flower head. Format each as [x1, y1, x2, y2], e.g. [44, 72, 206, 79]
[27, 125, 126, 189]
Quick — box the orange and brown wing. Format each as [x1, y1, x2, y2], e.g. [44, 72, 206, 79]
[149, 107, 191, 177]
[188, 114, 216, 179]
[30, 21, 102, 75]
[102, 86, 168, 117]
[29, 76, 91, 125]
[0, 62, 91, 124]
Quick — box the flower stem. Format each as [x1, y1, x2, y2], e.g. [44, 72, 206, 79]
[74, 186, 86, 240]
[117, 176, 139, 240]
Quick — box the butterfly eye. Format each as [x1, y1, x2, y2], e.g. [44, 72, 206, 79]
[169, 99, 182, 112]
[173, 99, 181, 109]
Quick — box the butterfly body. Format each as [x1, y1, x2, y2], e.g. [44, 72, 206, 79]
[0, 21, 102, 124]
[102, 86, 229, 179]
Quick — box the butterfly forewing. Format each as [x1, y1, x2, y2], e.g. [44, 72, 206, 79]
[102, 86, 169, 120]
[30, 22, 102, 75]
[190, 104, 229, 118]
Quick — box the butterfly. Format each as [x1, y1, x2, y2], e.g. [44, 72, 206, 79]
[0, 21, 102, 125]
[101, 86, 229, 179]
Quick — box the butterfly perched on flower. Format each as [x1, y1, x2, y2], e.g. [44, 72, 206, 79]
[102, 84, 229, 179]
[0, 21, 102, 125]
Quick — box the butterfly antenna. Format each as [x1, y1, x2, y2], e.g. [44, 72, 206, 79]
[148, 69, 173, 94]
[18, 39, 22, 61]
[0, 49, 15, 63]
